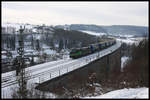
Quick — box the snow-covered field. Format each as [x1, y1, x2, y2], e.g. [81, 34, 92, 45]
[79, 30, 145, 46]
[109, 33, 135, 38]
[85, 87, 149, 99]
[79, 30, 107, 36]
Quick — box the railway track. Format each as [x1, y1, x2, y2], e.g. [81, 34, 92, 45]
[1, 59, 75, 88]
[2, 59, 71, 83]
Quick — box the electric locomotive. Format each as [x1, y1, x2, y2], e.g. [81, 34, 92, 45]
[70, 38, 116, 59]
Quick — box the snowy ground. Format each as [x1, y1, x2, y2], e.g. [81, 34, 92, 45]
[84, 87, 149, 99]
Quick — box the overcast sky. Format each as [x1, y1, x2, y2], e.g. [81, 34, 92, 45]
[2, 2, 149, 26]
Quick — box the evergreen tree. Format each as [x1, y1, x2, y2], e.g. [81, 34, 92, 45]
[36, 39, 40, 51]
[50, 39, 55, 49]
[13, 34, 16, 50]
[59, 39, 64, 52]
[31, 34, 34, 49]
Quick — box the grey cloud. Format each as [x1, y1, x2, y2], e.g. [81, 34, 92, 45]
[2, 2, 148, 26]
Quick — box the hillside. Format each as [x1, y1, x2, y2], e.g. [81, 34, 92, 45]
[103, 25, 148, 37]
[55, 24, 148, 37]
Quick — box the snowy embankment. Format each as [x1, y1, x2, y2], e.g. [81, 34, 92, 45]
[85, 87, 149, 99]
[121, 56, 129, 72]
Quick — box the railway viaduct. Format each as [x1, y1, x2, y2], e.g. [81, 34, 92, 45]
[36, 44, 121, 92]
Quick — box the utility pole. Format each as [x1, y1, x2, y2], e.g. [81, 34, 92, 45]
[15, 26, 28, 98]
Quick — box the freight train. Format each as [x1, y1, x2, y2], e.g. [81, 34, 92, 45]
[69, 38, 116, 59]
